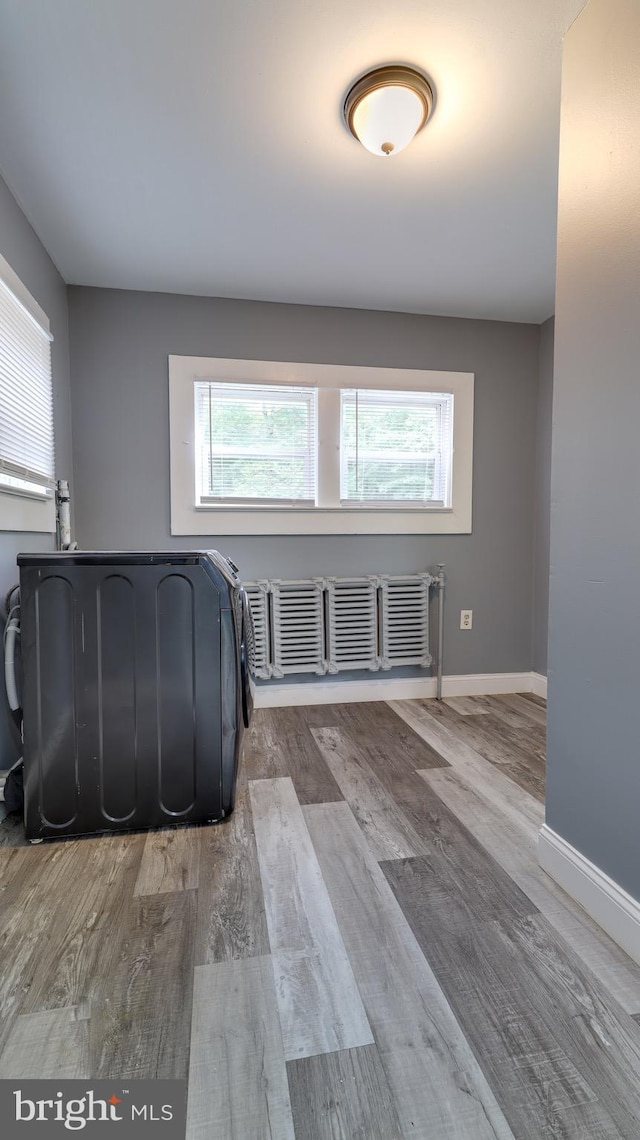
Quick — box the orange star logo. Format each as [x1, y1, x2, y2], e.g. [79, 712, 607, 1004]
[108, 1095, 122, 1105]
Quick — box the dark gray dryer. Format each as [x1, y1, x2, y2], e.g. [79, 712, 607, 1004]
[17, 550, 253, 841]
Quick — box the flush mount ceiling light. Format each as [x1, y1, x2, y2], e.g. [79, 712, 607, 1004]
[343, 65, 434, 158]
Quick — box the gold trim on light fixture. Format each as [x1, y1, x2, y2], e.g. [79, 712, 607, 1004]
[343, 65, 434, 157]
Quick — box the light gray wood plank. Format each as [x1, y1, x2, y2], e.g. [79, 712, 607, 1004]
[311, 726, 428, 860]
[322, 711, 534, 931]
[519, 691, 547, 708]
[0, 1006, 89, 1078]
[270, 706, 345, 804]
[287, 1044, 403, 1140]
[420, 765, 640, 1014]
[89, 889, 196, 1080]
[186, 956, 295, 1140]
[427, 698, 546, 798]
[23, 831, 144, 1014]
[489, 692, 548, 728]
[334, 701, 450, 771]
[242, 708, 288, 781]
[325, 719, 534, 931]
[0, 842, 56, 915]
[195, 772, 269, 964]
[249, 776, 373, 1061]
[242, 707, 344, 803]
[389, 698, 544, 837]
[134, 824, 200, 896]
[444, 695, 493, 716]
[0, 842, 84, 1052]
[303, 800, 515, 1140]
[0, 835, 143, 1055]
[382, 855, 640, 1140]
[426, 698, 546, 799]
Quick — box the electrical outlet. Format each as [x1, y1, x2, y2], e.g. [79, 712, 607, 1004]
[460, 609, 473, 630]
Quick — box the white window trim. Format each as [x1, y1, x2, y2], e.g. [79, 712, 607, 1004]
[169, 355, 474, 536]
[0, 250, 55, 534]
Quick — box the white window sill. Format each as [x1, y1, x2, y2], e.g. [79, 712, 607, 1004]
[173, 505, 470, 536]
[0, 487, 56, 534]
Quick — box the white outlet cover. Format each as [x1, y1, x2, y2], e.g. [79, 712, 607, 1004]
[460, 610, 473, 630]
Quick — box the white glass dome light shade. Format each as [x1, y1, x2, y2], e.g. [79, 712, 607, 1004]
[344, 66, 434, 158]
[352, 85, 425, 157]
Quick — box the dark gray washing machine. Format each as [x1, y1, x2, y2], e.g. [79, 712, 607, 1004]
[17, 550, 253, 841]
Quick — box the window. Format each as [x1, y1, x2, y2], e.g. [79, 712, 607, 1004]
[195, 381, 317, 505]
[169, 356, 473, 536]
[0, 252, 55, 533]
[340, 389, 453, 507]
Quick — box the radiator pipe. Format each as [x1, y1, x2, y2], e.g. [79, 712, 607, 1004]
[56, 479, 72, 550]
[436, 563, 446, 700]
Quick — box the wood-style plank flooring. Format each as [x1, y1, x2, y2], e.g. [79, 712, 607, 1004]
[3, 694, 640, 1138]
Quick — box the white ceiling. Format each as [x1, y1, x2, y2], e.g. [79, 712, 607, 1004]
[0, 0, 586, 323]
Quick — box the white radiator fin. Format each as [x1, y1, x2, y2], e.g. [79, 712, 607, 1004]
[380, 575, 432, 669]
[243, 571, 436, 678]
[270, 579, 326, 677]
[244, 582, 271, 678]
[326, 577, 379, 673]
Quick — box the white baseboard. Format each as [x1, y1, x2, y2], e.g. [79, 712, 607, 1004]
[538, 824, 640, 967]
[531, 672, 548, 699]
[254, 671, 537, 709]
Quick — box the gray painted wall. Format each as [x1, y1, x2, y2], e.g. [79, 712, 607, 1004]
[0, 173, 72, 765]
[532, 316, 554, 675]
[68, 286, 540, 678]
[546, 0, 640, 896]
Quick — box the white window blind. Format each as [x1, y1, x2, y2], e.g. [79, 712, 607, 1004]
[0, 272, 54, 497]
[340, 388, 453, 506]
[195, 381, 318, 505]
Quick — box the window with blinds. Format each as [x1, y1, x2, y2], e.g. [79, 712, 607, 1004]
[340, 388, 454, 506]
[194, 381, 318, 505]
[0, 270, 54, 499]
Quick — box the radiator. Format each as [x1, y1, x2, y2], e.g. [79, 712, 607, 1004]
[244, 570, 443, 680]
